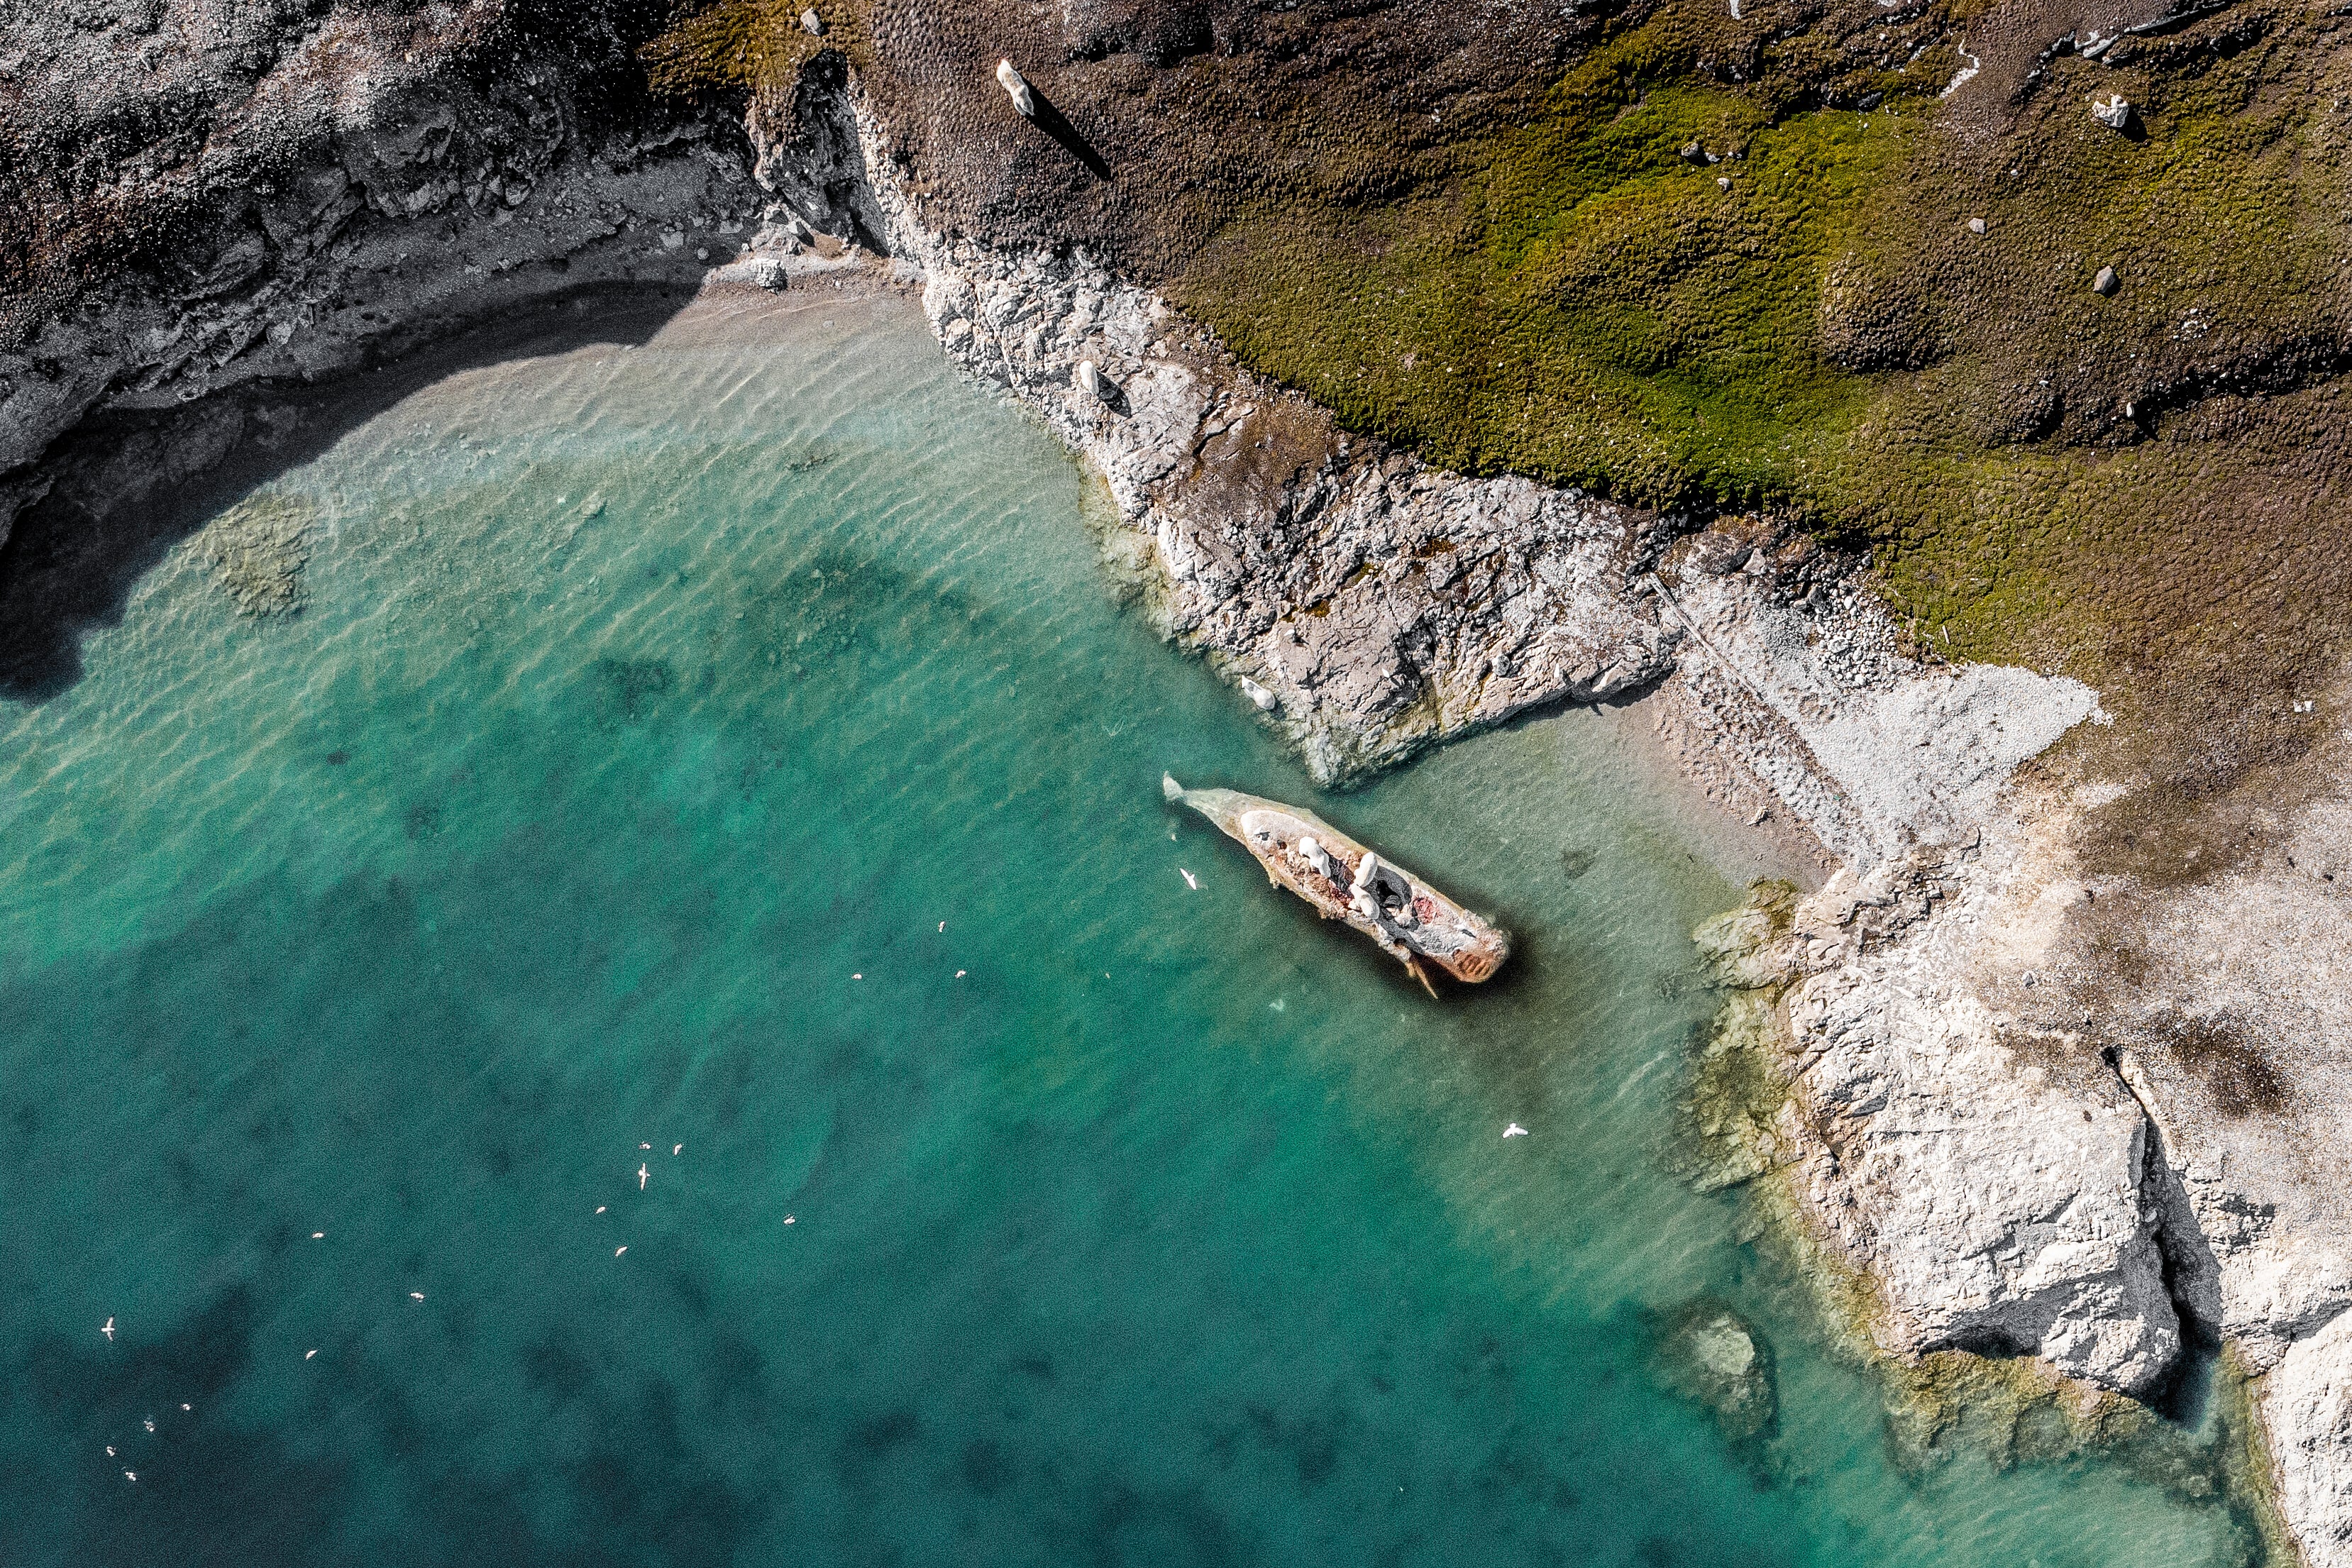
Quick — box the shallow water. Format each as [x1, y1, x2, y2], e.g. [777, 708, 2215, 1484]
[0, 287, 2259, 1567]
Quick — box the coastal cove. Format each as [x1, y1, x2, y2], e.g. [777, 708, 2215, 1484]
[0, 286, 2268, 1564]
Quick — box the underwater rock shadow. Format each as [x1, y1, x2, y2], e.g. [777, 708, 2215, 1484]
[0, 285, 694, 705]
[0, 866, 779, 1567]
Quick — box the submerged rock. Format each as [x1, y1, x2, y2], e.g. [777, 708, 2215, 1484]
[205, 492, 314, 617]
[1657, 1303, 1778, 1442]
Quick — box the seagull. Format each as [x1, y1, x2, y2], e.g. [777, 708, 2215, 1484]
[305, 1349, 318, 1360]
[595, 1205, 607, 1215]
[615, 1246, 628, 1257]
[311, 1232, 325, 1240]
[143, 1417, 155, 1433]
[955, 970, 966, 978]
[1504, 1123, 1530, 1138]
[783, 1214, 796, 1225]
[124, 1471, 136, 1483]
[101, 1317, 115, 1342]
[672, 1144, 681, 1156]
[938, 922, 946, 932]
[409, 1291, 426, 1301]
[638, 1164, 649, 1191]
[1179, 868, 1198, 890]
[106, 1447, 115, 1457]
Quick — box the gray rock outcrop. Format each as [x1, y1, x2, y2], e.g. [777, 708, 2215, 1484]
[0, 1, 763, 554]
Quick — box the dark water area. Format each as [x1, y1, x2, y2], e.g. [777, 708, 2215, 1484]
[0, 288, 2255, 1566]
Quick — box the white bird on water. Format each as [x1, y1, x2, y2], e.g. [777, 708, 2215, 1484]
[638, 1163, 649, 1191]
[101, 1317, 115, 1342]
[1179, 867, 1198, 890]
[1504, 1123, 1530, 1139]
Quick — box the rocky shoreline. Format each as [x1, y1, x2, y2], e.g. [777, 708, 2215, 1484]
[771, 78, 2350, 1562]
[6, 25, 2349, 1563]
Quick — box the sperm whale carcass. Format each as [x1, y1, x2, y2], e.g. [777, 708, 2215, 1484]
[1163, 774, 1510, 995]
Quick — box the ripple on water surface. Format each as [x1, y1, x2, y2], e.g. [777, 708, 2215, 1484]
[0, 289, 2262, 1567]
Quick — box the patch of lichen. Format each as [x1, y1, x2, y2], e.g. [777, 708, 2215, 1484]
[1174, 15, 1943, 508]
[640, 0, 839, 104]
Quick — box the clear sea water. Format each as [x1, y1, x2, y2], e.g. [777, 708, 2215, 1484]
[0, 287, 2263, 1566]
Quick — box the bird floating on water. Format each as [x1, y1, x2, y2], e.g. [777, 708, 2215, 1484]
[1180, 867, 1198, 890]
[1504, 1123, 1530, 1138]
[638, 1163, 649, 1191]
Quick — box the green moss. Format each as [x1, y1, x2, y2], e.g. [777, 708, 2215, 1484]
[641, 0, 851, 104]
[1161, 0, 2351, 716]
[1176, 30, 1928, 508]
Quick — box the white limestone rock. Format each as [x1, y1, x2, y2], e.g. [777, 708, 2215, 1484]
[1791, 966, 2178, 1391]
[2265, 1309, 2352, 1568]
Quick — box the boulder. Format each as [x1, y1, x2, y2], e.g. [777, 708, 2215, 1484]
[1657, 1303, 1777, 1442]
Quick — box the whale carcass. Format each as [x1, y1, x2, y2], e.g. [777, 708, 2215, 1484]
[1164, 774, 1510, 995]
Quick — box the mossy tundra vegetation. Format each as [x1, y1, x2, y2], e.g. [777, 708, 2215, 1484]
[653, 0, 2352, 887]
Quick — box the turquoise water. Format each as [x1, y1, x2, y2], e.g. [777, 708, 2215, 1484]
[0, 288, 2258, 1566]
